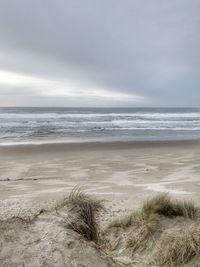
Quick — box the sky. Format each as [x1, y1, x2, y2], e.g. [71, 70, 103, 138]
[0, 0, 199, 107]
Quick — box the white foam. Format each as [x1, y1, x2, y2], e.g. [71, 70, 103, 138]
[0, 112, 200, 119]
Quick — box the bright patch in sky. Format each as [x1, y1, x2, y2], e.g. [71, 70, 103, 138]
[0, 70, 148, 105]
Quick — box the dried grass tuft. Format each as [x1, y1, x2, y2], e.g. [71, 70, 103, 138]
[152, 223, 200, 266]
[142, 193, 198, 219]
[108, 201, 156, 230]
[125, 210, 157, 253]
[107, 193, 199, 260]
[108, 212, 135, 229]
[66, 188, 104, 243]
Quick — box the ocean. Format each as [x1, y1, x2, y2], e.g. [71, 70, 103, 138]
[0, 107, 200, 145]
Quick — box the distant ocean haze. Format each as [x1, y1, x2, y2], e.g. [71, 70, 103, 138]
[0, 107, 200, 145]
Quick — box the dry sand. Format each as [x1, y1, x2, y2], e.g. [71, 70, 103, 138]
[0, 140, 200, 266]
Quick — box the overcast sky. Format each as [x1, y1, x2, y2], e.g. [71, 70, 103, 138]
[0, 0, 199, 107]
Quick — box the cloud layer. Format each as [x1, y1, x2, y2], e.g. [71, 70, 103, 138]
[0, 0, 199, 106]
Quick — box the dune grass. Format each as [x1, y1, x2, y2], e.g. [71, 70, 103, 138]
[125, 223, 156, 254]
[124, 208, 157, 253]
[107, 198, 158, 257]
[108, 212, 135, 229]
[106, 193, 200, 265]
[152, 223, 200, 266]
[3, 188, 200, 266]
[109, 193, 197, 231]
[108, 203, 156, 230]
[142, 193, 198, 219]
[66, 188, 104, 243]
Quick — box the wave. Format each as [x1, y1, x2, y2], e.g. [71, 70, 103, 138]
[0, 112, 200, 119]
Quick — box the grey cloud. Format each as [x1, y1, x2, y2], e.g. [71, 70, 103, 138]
[0, 0, 200, 106]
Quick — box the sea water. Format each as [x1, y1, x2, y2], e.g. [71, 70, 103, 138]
[0, 107, 200, 145]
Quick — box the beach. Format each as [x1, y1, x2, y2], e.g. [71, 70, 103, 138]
[1, 140, 200, 266]
[1, 139, 200, 214]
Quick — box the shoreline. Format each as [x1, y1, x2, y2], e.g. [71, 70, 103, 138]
[0, 138, 200, 152]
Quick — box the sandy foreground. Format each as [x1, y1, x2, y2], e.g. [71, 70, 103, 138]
[0, 140, 200, 266]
